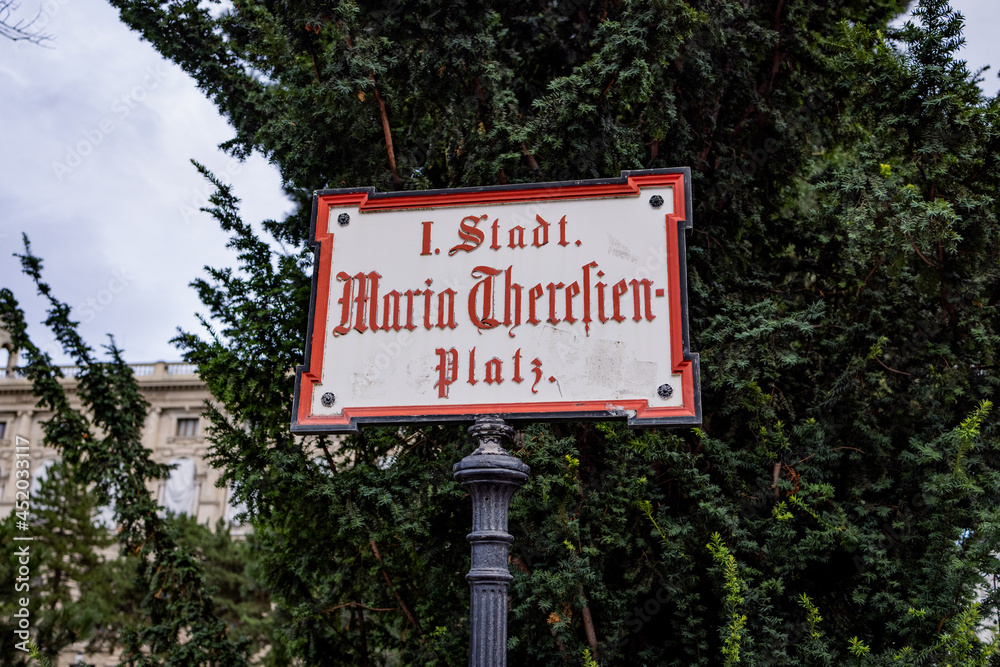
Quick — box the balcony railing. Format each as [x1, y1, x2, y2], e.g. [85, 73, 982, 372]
[0, 362, 199, 381]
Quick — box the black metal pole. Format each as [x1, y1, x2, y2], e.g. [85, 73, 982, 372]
[453, 416, 529, 667]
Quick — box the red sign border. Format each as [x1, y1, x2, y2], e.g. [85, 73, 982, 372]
[292, 168, 701, 433]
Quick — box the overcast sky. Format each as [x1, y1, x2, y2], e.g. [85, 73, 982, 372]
[1, 1, 997, 366]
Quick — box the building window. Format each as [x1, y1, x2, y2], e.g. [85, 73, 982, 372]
[162, 458, 197, 515]
[0, 421, 6, 440]
[176, 418, 199, 438]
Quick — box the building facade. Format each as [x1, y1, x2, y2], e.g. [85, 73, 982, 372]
[0, 329, 251, 666]
[0, 342, 242, 529]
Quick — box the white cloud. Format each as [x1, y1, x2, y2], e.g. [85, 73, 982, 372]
[1, 0, 291, 364]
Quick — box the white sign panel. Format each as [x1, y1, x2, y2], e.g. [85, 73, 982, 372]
[293, 169, 700, 432]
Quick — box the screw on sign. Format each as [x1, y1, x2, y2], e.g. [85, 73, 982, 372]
[292, 170, 701, 667]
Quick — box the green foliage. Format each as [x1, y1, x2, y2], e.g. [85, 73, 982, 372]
[144, 0, 998, 662]
[0, 243, 250, 666]
[0, 298, 283, 666]
[26, 641, 52, 667]
[20, 462, 126, 663]
[706, 533, 747, 665]
[172, 516, 292, 665]
[5, 0, 999, 663]
[848, 636, 871, 658]
[0, 514, 33, 667]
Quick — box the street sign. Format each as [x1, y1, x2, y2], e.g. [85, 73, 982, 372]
[292, 169, 701, 433]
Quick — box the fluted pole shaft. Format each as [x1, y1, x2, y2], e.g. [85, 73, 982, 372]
[453, 416, 529, 667]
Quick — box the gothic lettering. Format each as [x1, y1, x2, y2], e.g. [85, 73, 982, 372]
[435, 348, 458, 398]
[448, 214, 487, 255]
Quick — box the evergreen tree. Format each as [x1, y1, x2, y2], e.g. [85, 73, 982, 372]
[172, 516, 294, 666]
[4, 0, 997, 663]
[0, 244, 249, 665]
[23, 462, 122, 664]
[114, 0, 999, 663]
[0, 512, 35, 667]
